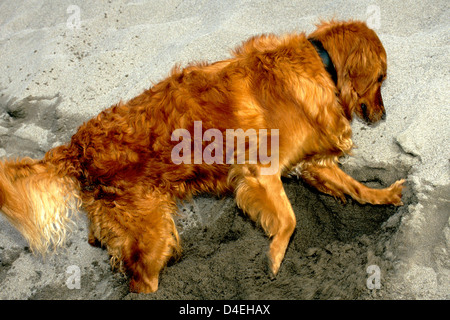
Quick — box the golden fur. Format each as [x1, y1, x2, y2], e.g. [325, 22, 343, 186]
[0, 20, 404, 293]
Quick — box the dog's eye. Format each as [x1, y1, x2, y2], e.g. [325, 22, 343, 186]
[377, 75, 384, 83]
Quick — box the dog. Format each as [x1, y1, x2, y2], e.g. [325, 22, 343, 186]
[0, 20, 405, 293]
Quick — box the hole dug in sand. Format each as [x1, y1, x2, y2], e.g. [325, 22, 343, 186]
[144, 163, 415, 300]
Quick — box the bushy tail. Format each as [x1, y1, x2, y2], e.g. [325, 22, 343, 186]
[0, 157, 81, 254]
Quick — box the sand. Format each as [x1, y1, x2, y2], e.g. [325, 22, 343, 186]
[0, 0, 448, 300]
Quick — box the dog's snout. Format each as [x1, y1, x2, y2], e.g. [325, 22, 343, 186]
[381, 109, 386, 120]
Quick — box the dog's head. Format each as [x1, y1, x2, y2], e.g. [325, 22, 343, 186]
[311, 20, 388, 124]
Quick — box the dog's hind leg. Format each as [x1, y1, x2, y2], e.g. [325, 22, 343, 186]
[82, 186, 180, 293]
[229, 165, 296, 276]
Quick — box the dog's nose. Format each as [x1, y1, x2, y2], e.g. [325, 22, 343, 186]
[381, 109, 386, 120]
[361, 103, 368, 119]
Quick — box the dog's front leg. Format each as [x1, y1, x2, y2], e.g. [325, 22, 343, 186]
[298, 162, 405, 206]
[229, 165, 296, 275]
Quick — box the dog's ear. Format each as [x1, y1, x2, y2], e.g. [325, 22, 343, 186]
[337, 46, 372, 119]
[344, 46, 374, 96]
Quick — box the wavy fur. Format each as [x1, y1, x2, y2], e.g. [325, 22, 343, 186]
[0, 158, 80, 254]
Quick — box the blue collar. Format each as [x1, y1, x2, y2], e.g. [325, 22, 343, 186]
[308, 38, 338, 86]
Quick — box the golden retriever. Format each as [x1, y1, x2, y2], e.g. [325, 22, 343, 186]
[0, 20, 404, 293]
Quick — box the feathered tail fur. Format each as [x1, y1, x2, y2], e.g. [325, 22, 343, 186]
[0, 157, 81, 254]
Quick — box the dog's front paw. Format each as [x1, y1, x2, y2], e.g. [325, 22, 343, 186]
[386, 179, 405, 206]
